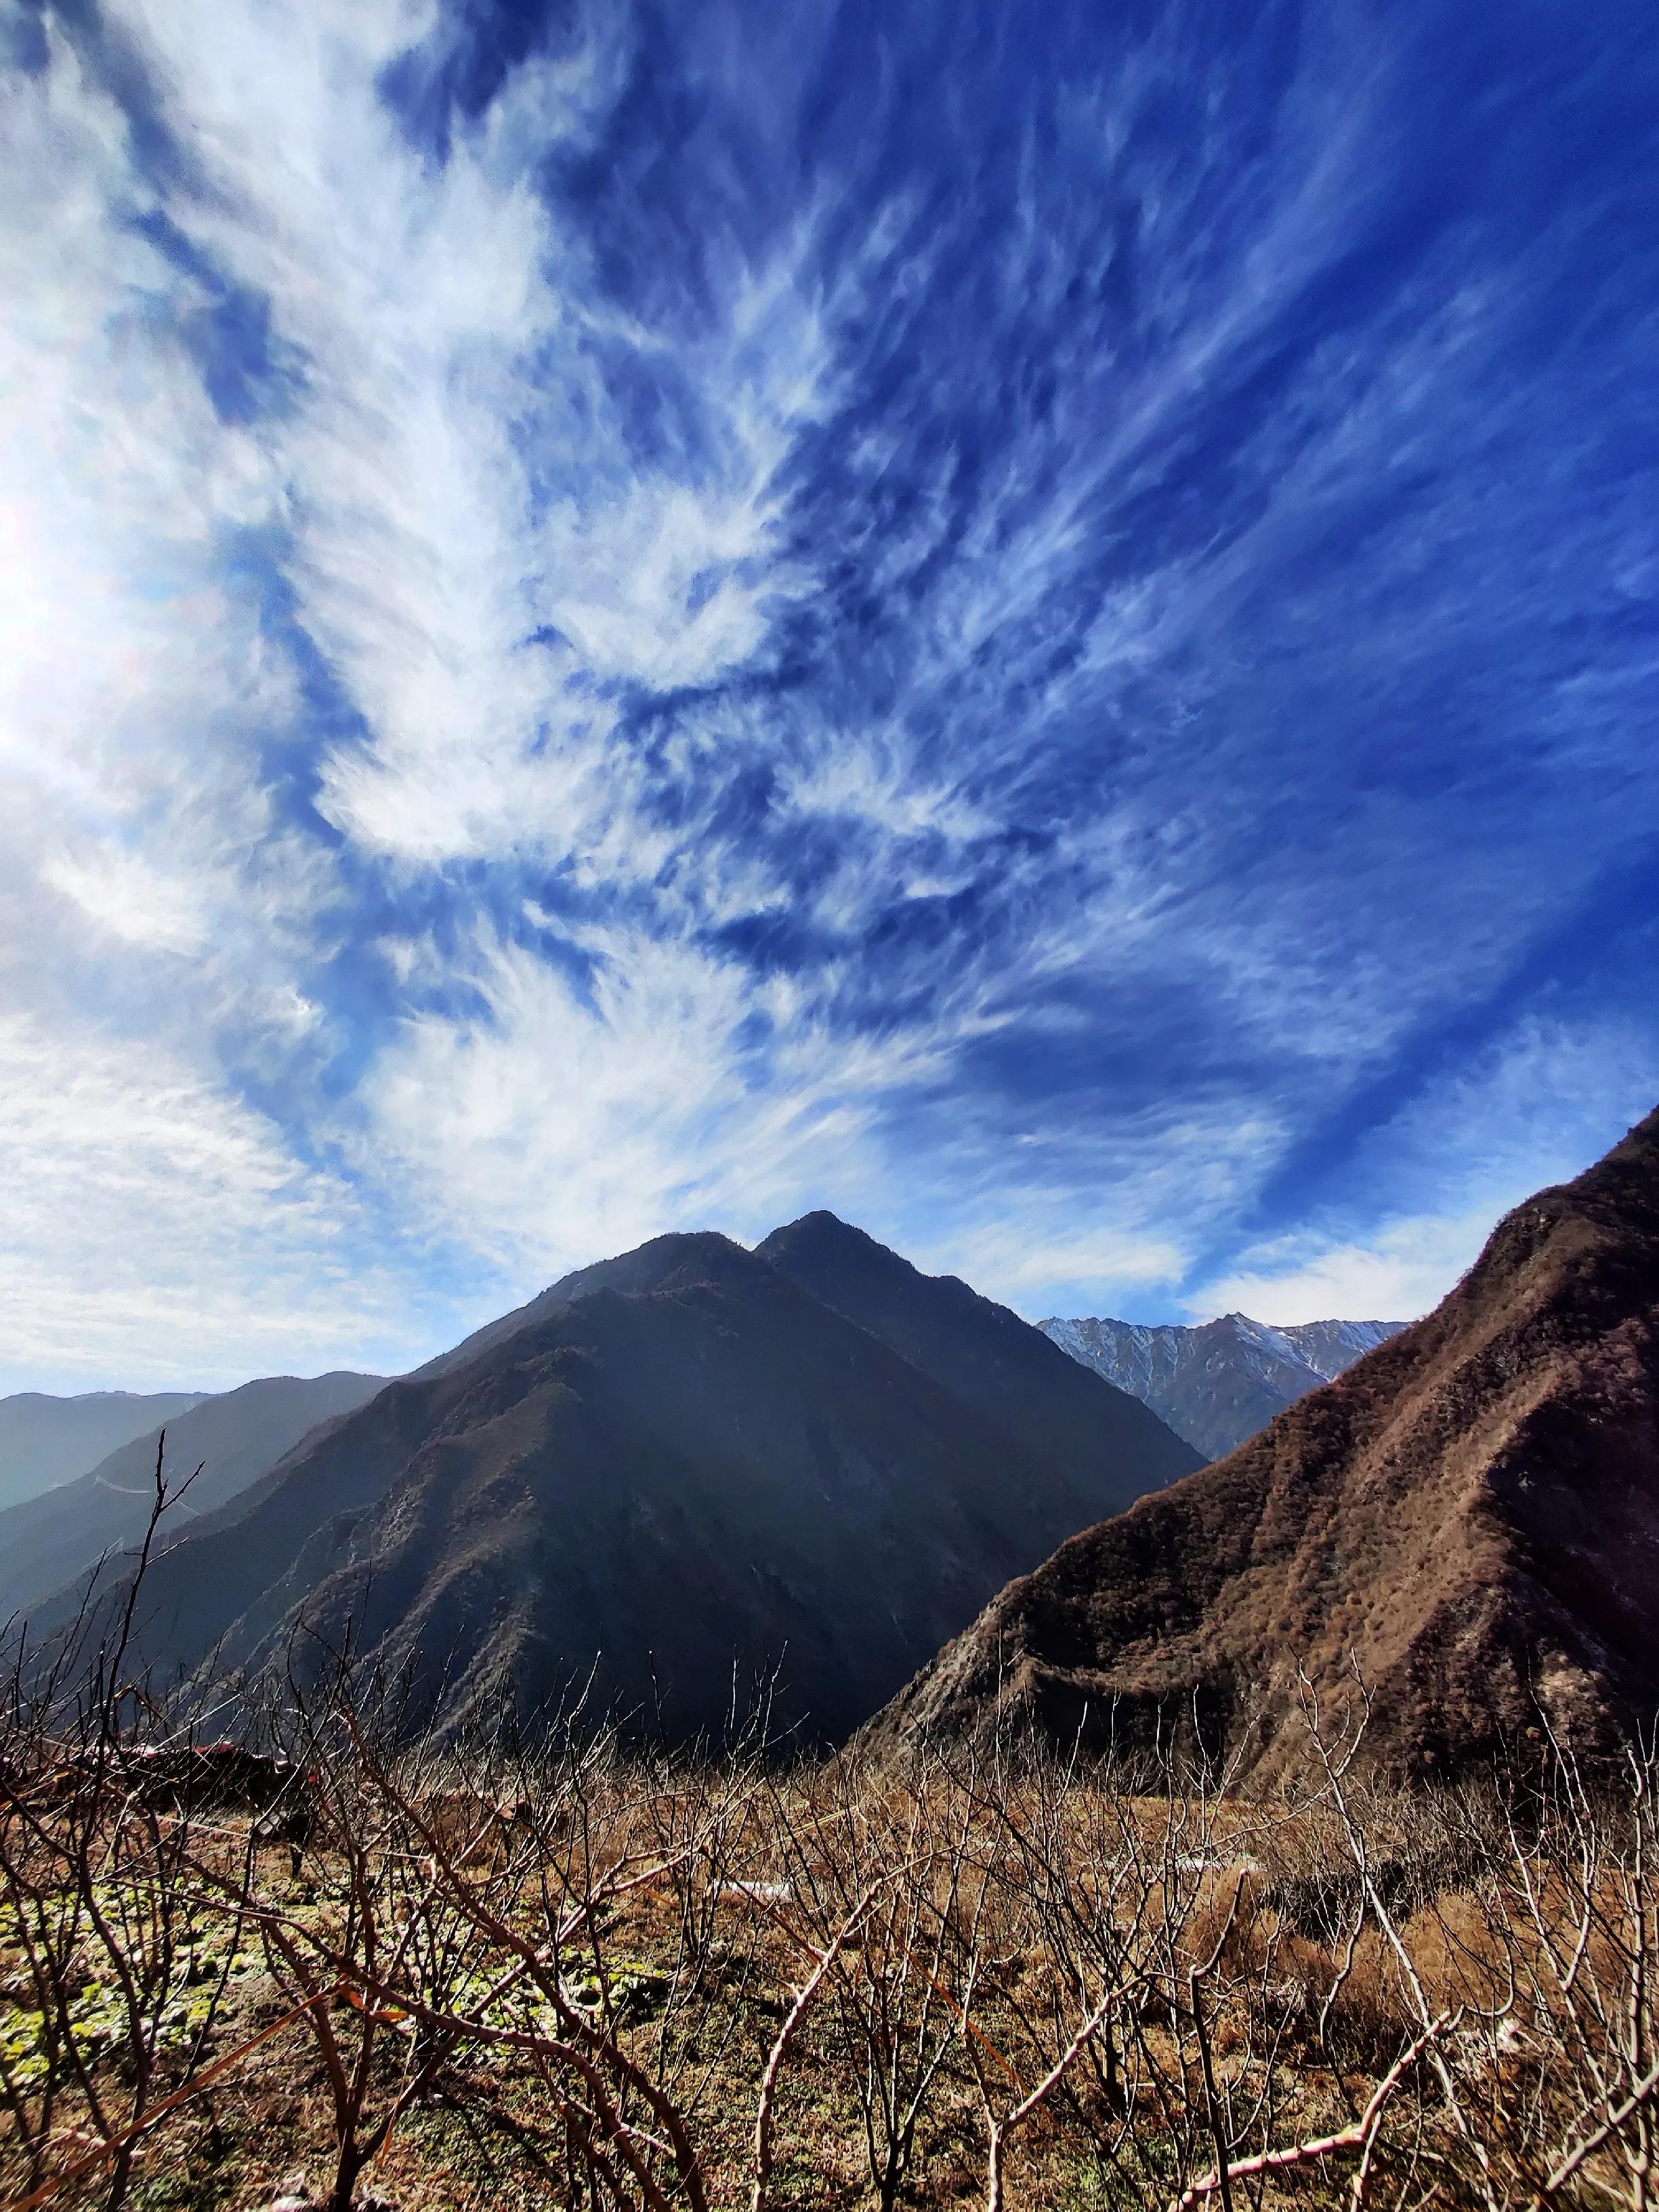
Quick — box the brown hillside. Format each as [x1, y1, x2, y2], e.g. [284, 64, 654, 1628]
[48, 1222, 1196, 1745]
[873, 1104, 1659, 1782]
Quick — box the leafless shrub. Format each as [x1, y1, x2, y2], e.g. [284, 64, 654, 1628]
[0, 1440, 273, 2212]
[5, 1561, 1659, 2212]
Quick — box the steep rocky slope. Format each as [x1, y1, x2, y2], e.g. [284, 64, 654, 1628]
[757, 1211, 1193, 1489]
[79, 1223, 1198, 1743]
[1040, 1313, 1402, 1459]
[875, 1108, 1659, 1781]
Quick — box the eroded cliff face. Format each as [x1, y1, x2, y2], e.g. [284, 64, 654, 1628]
[873, 1106, 1659, 1786]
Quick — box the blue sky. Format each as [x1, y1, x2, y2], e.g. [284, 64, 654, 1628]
[2, 0, 1657, 1391]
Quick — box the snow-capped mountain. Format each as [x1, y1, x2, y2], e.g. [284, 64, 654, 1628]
[1038, 1312, 1404, 1462]
[1273, 1318, 1405, 1381]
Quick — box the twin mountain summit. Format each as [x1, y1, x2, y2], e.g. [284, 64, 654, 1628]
[5, 1106, 1658, 1778]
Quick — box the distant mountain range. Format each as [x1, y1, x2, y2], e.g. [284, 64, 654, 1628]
[874, 1106, 1659, 1782]
[0, 1374, 385, 1626]
[24, 1109, 1659, 1784]
[1039, 1312, 1404, 1460]
[0, 1390, 208, 1511]
[50, 1214, 1198, 1743]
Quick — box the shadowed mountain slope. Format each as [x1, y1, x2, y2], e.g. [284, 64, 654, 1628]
[83, 1224, 1198, 1743]
[873, 1108, 1659, 1782]
[1040, 1312, 1404, 1461]
[0, 1373, 385, 1625]
[406, 1233, 752, 1382]
[756, 1211, 1198, 1489]
[0, 1391, 207, 1511]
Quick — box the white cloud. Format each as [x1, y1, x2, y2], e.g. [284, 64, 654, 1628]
[0, 27, 282, 825]
[355, 924, 935, 1281]
[0, 1016, 419, 1392]
[1192, 1018, 1659, 1324]
[85, 0, 833, 870]
[0, 13, 356, 1038]
[0, 14, 359, 1183]
[0, 2, 846, 1385]
[944, 1220, 1188, 1303]
[1, 0, 1652, 1397]
[41, 846, 209, 955]
[114, 0, 584, 864]
[1198, 1211, 1496, 1327]
[906, 1100, 1286, 1320]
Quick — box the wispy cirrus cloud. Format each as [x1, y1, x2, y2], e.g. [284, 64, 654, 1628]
[1192, 1018, 1659, 1324]
[1, 0, 1656, 1385]
[0, 1014, 421, 1389]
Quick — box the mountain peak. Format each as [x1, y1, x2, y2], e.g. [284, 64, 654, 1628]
[880, 1101, 1659, 1782]
[415, 1229, 759, 1379]
[757, 1209, 908, 1265]
[1039, 1310, 1404, 1461]
[54, 1207, 1196, 1745]
[771, 1207, 858, 1234]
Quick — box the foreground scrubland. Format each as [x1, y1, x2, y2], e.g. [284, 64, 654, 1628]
[1, 1624, 1656, 2212]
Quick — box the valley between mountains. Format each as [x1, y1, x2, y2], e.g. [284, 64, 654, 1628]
[10, 1108, 1658, 1782]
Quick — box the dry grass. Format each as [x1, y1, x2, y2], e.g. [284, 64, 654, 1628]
[1, 1683, 1656, 2212]
[2, 1479, 1652, 2212]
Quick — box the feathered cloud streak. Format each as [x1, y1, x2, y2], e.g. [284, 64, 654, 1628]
[1, 0, 1656, 1385]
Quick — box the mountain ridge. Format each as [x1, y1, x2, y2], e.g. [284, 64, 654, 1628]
[0, 1390, 209, 1512]
[0, 1373, 387, 1627]
[871, 1106, 1659, 1781]
[45, 1216, 1200, 1743]
[1040, 1312, 1404, 1459]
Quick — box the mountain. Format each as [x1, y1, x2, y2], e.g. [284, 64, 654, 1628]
[1039, 1313, 1404, 1460]
[873, 1106, 1659, 1783]
[0, 1390, 207, 1511]
[1278, 1318, 1406, 1380]
[755, 1211, 1194, 1494]
[0, 1373, 386, 1626]
[62, 1220, 1200, 1743]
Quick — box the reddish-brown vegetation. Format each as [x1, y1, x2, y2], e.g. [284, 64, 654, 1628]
[4, 1654, 1659, 2211]
[873, 1106, 1659, 1785]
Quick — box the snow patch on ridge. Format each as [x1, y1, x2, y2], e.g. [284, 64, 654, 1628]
[1038, 1311, 1405, 1461]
